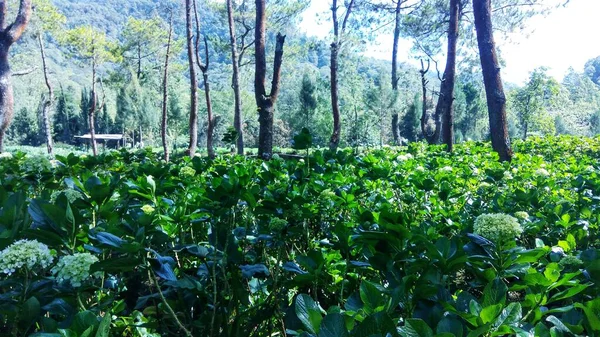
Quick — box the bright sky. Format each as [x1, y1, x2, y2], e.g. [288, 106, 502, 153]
[300, 0, 600, 84]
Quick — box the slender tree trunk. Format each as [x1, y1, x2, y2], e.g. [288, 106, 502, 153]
[193, 0, 215, 159]
[0, 47, 13, 153]
[0, 0, 33, 153]
[419, 60, 429, 140]
[137, 42, 142, 80]
[161, 12, 173, 162]
[227, 0, 244, 155]
[436, 0, 460, 152]
[255, 0, 285, 160]
[391, 0, 402, 145]
[329, 42, 341, 150]
[391, 114, 399, 144]
[473, 0, 513, 162]
[38, 34, 54, 156]
[185, 0, 198, 157]
[329, 0, 355, 151]
[89, 60, 98, 156]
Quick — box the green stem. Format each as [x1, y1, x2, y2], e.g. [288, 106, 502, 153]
[148, 268, 192, 337]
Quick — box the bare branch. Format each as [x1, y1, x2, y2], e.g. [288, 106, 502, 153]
[13, 67, 37, 76]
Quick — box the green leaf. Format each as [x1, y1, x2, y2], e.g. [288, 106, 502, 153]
[95, 312, 111, 337]
[480, 304, 502, 324]
[295, 294, 322, 334]
[19, 296, 41, 331]
[72, 311, 98, 335]
[436, 317, 463, 336]
[399, 319, 434, 337]
[359, 280, 386, 312]
[548, 284, 588, 304]
[493, 303, 522, 328]
[483, 279, 507, 307]
[318, 313, 348, 337]
[544, 263, 561, 283]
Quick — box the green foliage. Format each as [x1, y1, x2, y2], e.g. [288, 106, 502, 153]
[1, 137, 600, 335]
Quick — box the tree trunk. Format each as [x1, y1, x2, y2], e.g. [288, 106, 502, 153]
[39, 34, 54, 156]
[0, 47, 13, 153]
[0, 0, 33, 153]
[391, 113, 399, 144]
[255, 0, 285, 160]
[193, 0, 215, 159]
[436, 0, 460, 152]
[185, 0, 198, 157]
[161, 12, 173, 162]
[227, 0, 244, 155]
[473, 0, 513, 162]
[391, 0, 402, 145]
[329, 42, 341, 151]
[329, 0, 355, 151]
[89, 60, 98, 156]
[137, 42, 142, 80]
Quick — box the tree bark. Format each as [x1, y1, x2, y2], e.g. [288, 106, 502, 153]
[436, 0, 460, 152]
[0, 0, 32, 153]
[185, 0, 198, 157]
[391, 0, 402, 145]
[473, 0, 513, 162]
[89, 59, 98, 156]
[161, 11, 173, 162]
[329, 0, 355, 151]
[329, 41, 341, 150]
[39, 34, 54, 156]
[255, 0, 285, 160]
[227, 0, 244, 155]
[193, 0, 215, 159]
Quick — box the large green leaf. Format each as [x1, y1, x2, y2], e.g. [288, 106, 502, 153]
[295, 294, 323, 334]
[318, 313, 348, 337]
[398, 319, 434, 337]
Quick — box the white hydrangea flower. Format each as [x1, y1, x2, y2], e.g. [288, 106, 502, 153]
[472, 167, 480, 176]
[535, 168, 550, 177]
[52, 253, 99, 287]
[503, 171, 513, 180]
[0, 152, 13, 159]
[479, 182, 491, 188]
[585, 165, 595, 173]
[440, 166, 453, 173]
[0, 240, 54, 275]
[514, 211, 529, 220]
[397, 153, 413, 161]
[474, 213, 523, 244]
[512, 168, 518, 174]
[415, 166, 426, 173]
[179, 166, 196, 178]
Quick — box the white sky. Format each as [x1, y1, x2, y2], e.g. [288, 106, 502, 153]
[300, 0, 600, 84]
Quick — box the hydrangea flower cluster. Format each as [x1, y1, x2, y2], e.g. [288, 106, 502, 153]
[141, 204, 155, 215]
[269, 218, 288, 232]
[52, 253, 99, 287]
[397, 153, 413, 161]
[474, 213, 523, 245]
[415, 166, 426, 173]
[0, 152, 13, 159]
[440, 166, 453, 173]
[514, 211, 530, 221]
[179, 166, 196, 178]
[0, 240, 54, 275]
[559, 255, 583, 270]
[535, 168, 550, 177]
